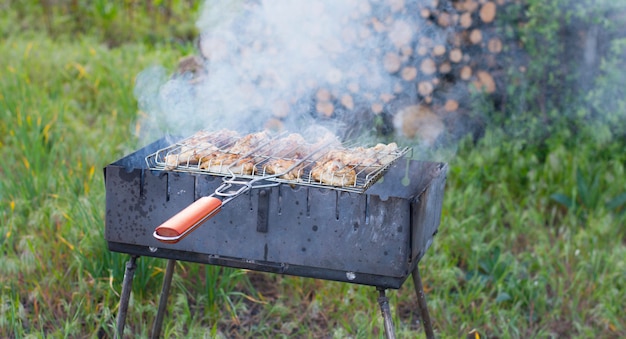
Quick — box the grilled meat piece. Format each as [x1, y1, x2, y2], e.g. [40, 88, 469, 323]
[227, 131, 270, 154]
[165, 142, 220, 169]
[309, 143, 400, 187]
[263, 158, 301, 180]
[262, 133, 311, 180]
[344, 142, 400, 171]
[163, 129, 239, 169]
[200, 154, 256, 175]
[310, 150, 358, 187]
[366, 142, 399, 165]
[198, 131, 269, 175]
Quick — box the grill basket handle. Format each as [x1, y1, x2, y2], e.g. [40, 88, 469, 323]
[153, 196, 222, 244]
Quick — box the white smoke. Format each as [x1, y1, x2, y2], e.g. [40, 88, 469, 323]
[134, 0, 443, 144]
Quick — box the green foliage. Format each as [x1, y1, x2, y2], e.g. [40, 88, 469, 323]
[586, 37, 626, 139]
[1, 0, 200, 46]
[489, 0, 576, 142]
[551, 167, 626, 221]
[482, 0, 626, 148]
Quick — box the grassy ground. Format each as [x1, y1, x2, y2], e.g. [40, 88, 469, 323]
[2, 4, 626, 339]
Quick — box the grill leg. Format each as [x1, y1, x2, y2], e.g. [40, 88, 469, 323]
[116, 255, 138, 339]
[377, 288, 396, 339]
[151, 259, 176, 339]
[412, 265, 435, 339]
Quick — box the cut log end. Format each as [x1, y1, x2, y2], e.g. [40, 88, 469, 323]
[450, 48, 463, 63]
[380, 93, 396, 103]
[460, 12, 473, 28]
[488, 37, 503, 53]
[389, 20, 414, 48]
[341, 94, 354, 110]
[316, 88, 331, 102]
[469, 29, 483, 44]
[439, 62, 452, 74]
[433, 44, 446, 56]
[472, 70, 496, 93]
[444, 99, 459, 112]
[437, 12, 453, 27]
[271, 100, 290, 118]
[401, 66, 418, 82]
[417, 81, 434, 97]
[371, 103, 384, 114]
[316, 101, 335, 117]
[383, 52, 402, 73]
[420, 58, 437, 75]
[479, 1, 497, 24]
[393, 104, 444, 145]
[460, 65, 473, 80]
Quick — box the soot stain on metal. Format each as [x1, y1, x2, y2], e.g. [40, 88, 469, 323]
[117, 168, 138, 182]
[278, 186, 283, 214]
[306, 189, 311, 217]
[139, 170, 145, 197]
[165, 173, 170, 202]
[364, 195, 370, 225]
[192, 175, 199, 201]
[335, 191, 340, 220]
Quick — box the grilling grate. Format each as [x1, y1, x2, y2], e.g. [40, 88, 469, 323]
[145, 130, 411, 193]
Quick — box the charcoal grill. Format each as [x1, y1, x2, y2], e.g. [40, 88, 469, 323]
[105, 133, 447, 338]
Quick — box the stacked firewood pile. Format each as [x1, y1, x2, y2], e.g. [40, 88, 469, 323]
[404, 0, 517, 142]
[182, 0, 520, 145]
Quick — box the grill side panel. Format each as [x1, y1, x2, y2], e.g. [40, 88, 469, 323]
[263, 187, 411, 278]
[410, 163, 448, 263]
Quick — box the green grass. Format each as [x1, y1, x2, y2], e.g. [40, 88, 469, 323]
[0, 32, 187, 337]
[1, 4, 625, 339]
[427, 131, 626, 337]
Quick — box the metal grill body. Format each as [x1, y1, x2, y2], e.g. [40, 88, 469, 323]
[105, 137, 447, 289]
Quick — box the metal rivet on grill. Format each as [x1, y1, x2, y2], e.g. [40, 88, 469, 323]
[346, 272, 356, 281]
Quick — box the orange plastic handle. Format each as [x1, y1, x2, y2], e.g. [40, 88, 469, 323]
[154, 196, 222, 243]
